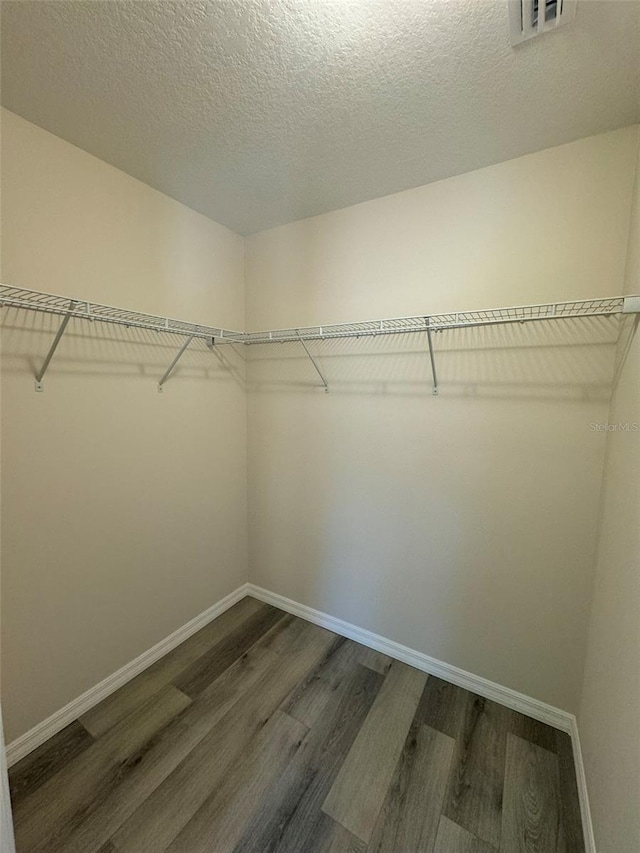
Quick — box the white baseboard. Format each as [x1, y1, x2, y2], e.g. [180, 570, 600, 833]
[248, 583, 595, 851]
[0, 708, 16, 853]
[569, 717, 597, 853]
[6, 583, 249, 767]
[247, 583, 574, 732]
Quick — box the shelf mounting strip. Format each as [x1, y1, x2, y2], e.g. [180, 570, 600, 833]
[1, 284, 638, 393]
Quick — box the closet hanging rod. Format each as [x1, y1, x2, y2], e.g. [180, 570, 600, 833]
[1, 284, 638, 347]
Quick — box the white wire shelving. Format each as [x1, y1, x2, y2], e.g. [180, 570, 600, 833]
[1, 283, 638, 393]
[0, 284, 244, 392]
[242, 296, 632, 344]
[0, 284, 245, 342]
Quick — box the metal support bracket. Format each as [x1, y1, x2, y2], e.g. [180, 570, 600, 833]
[296, 331, 329, 393]
[611, 295, 640, 389]
[34, 300, 76, 392]
[612, 311, 640, 389]
[425, 317, 438, 396]
[157, 334, 194, 392]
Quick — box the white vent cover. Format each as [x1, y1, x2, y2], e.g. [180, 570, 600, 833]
[508, 0, 577, 45]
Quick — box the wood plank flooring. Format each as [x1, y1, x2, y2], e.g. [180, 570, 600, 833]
[8, 598, 586, 853]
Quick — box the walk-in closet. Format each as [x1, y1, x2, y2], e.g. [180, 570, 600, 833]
[0, 2, 638, 852]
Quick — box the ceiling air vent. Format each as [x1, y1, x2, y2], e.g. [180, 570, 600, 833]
[508, 0, 577, 45]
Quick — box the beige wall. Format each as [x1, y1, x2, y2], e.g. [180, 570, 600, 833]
[0, 110, 248, 742]
[245, 126, 639, 713]
[579, 129, 640, 853]
[1, 108, 638, 763]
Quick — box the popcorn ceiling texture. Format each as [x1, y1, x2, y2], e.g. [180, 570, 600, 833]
[1, 0, 639, 235]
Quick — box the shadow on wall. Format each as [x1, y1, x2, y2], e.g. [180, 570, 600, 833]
[0, 307, 247, 391]
[2, 308, 634, 402]
[246, 313, 633, 403]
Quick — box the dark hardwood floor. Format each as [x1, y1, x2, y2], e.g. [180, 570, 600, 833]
[8, 597, 585, 852]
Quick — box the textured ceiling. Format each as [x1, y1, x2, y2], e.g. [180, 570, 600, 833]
[1, 0, 639, 235]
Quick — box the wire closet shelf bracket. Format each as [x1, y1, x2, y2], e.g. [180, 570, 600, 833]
[1, 284, 638, 394]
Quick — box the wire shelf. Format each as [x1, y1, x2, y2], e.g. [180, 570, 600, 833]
[2, 284, 636, 392]
[242, 296, 627, 344]
[0, 284, 245, 343]
[0, 284, 633, 347]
